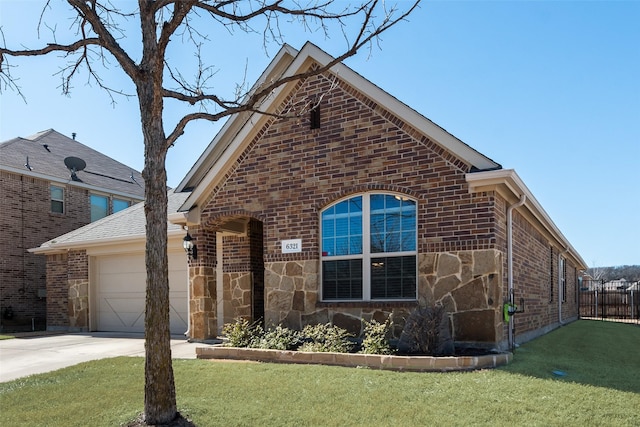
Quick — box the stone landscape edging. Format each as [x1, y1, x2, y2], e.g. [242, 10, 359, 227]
[196, 346, 512, 372]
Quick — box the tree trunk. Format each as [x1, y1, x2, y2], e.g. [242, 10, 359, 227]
[139, 80, 177, 424]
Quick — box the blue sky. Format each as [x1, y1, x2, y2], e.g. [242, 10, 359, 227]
[1, 1, 638, 268]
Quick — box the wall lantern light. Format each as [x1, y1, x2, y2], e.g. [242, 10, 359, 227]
[183, 232, 197, 260]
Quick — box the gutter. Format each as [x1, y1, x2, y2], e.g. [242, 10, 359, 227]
[507, 194, 526, 349]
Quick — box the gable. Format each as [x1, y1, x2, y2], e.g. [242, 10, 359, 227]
[190, 64, 499, 257]
[175, 42, 500, 217]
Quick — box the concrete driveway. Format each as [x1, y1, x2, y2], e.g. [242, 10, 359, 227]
[0, 332, 213, 382]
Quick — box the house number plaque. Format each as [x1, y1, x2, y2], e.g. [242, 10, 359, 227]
[281, 239, 302, 253]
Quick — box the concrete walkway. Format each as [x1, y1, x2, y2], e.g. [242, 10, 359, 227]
[0, 332, 212, 382]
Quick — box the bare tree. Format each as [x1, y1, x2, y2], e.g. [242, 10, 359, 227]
[1, 0, 419, 424]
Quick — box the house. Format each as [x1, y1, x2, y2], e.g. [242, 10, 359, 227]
[0, 129, 145, 330]
[29, 190, 189, 333]
[170, 43, 587, 350]
[34, 43, 587, 351]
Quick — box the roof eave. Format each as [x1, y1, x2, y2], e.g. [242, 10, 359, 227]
[29, 227, 186, 255]
[466, 169, 587, 270]
[0, 164, 145, 200]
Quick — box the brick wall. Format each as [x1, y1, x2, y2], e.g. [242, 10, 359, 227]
[200, 70, 494, 257]
[1, 170, 90, 324]
[45, 253, 69, 328]
[497, 195, 580, 344]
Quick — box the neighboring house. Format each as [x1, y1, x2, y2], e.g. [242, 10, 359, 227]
[0, 129, 145, 329]
[30, 190, 189, 334]
[34, 43, 587, 351]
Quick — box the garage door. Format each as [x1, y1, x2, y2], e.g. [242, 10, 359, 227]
[95, 252, 188, 334]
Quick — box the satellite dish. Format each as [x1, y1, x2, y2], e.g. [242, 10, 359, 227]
[64, 156, 86, 182]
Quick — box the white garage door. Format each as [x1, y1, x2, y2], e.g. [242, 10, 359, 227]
[95, 252, 188, 334]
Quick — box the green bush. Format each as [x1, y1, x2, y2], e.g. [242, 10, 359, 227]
[254, 325, 303, 351]
[360, 318, 395, 355]
[300, 323, 353, 353]
[222, 318, 263, 348]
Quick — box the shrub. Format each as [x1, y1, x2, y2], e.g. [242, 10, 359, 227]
[399, 303, 454, 356]
[222, 318, 263, 348]
[300, 323, 353, 353]
[360, 318, 395, 355]
[255, 325, 303, 351]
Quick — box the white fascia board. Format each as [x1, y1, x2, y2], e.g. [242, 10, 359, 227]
[0, 164, 144, 200]
[466, 169, 587, 269]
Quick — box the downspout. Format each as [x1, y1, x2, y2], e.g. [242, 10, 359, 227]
[558, 249, 569, 325]
[507, 194, 526, 350]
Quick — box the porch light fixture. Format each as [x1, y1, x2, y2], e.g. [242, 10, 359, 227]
[183, 232, 197, 260]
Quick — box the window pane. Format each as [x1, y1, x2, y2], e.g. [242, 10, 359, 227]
[113, 199, 130, 213]
[321, 196, 362, 256]
[322, 238, 334, 256]
[91, 194, 109, 222]
[51, 200, 64, 213]
[370, 256, 416, 299]
[401, 231, 416, 251]
[322, 217, 334, 238]
[335, 237, 349, 256]
[322, 259, 363, 300]
[51, 186, 63, 200]
[370, 195, 416, 254]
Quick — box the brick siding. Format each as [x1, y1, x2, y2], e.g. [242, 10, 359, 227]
[184, 67, 580, 347]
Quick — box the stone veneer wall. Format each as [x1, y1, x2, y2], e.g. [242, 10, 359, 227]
[189, 266, 217, 339]
[223, 271, 253, 325]
[263, 249, 504, 348]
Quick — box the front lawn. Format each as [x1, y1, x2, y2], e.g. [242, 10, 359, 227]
[1, 320, 638, 426]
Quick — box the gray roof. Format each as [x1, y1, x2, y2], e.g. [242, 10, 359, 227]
[34, 190, 190, 251]
[0, 129, 145, 199]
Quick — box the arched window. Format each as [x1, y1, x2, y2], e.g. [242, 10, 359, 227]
[320, 193, 417, 301]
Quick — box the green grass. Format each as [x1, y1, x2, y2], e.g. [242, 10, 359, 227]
[1, 320, 638, 426]
[0, 335, 15, 340]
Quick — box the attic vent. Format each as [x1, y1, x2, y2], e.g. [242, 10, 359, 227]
[64, 156, 86, 182]
[310, 104, 321, 129]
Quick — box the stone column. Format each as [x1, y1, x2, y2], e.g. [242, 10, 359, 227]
[189, 266, 217, 340]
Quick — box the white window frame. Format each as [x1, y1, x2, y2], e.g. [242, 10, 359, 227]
[320, 192, 418, 302]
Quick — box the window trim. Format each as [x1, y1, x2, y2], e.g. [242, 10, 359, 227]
[319, 192, 418, 302]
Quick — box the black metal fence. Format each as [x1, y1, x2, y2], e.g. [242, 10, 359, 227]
[579, 279, 639, 324]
